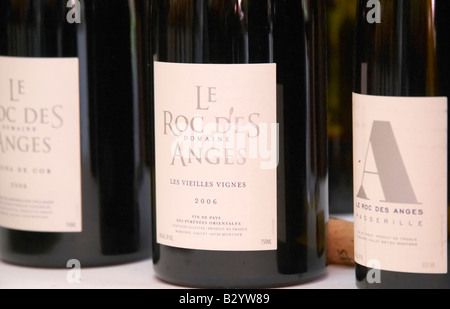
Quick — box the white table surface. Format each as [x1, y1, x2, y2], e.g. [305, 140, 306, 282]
[0, 258, 356, 289]
[0, 214, 356, 289]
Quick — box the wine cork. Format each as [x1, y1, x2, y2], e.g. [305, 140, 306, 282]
[327, 218, 355, 266]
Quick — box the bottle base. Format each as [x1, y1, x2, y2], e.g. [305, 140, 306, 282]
[0, 251, 152, 269]
[153, 267, 327, 289]
[355, 264, 450, 289]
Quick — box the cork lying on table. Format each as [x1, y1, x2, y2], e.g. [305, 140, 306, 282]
[327, 218, 355, 266]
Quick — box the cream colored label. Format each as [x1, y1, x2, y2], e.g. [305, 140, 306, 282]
[353, 93, 448, 274]
[0, 56, 82, 232]
[154, 62, 277, 251]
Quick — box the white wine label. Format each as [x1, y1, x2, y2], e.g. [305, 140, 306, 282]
[154, 62, 278, 251]
[353, 93, 448, 274]
[0, 56, 82, 232]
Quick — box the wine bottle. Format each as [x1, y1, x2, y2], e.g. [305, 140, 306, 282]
[150, 0, 328, 288]
[353, 0, 450, 288]
[326, 0, 356, 214]
[0, 0, 152, 268]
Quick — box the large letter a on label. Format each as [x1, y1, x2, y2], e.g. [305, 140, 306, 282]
[357, 121, 419, 204]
